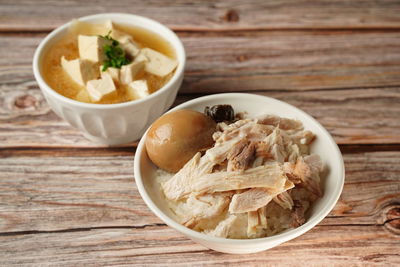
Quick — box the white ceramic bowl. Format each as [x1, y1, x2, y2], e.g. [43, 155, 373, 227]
[134, 93, 345, 254]
[33, 13, 186, 145]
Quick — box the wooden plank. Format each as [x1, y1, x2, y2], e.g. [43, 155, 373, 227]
[0, 32, 400, 147]
[0, 153, 162, 232]
[3, 31, 400, 92]
[0, 225, 399, 265]
[0, 151, 398, 233]
[1, 0, 400, 32]
[180, 31, 400, 93]
[1, 87, 399, 147]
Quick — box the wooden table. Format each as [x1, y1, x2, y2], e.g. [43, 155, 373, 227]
[1, 1, 400, 265]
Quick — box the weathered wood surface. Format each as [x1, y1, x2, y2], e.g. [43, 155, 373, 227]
[1, 0, 400, 32]
[0, 150, 399, 265]
[1, 32, 400, 147]
[3, 31, 400, 92]
[1, 226, 399, 266]
[0, 150, 399, 233]
[1, 0, 400, 265]
[2, 88, 399, 147]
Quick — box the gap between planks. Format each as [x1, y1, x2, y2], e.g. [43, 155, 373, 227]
[0, 223, 166, 237]
[1, 221, 398, 237]
[177, 85, 400, 93]
[3, 28, 400, 35]
[3, 80, 400, 93]
[1, 144, 400, 157]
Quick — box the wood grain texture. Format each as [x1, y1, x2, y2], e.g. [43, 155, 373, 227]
[1, 0, 400, 32]
[1, 1, 400, 265]
[0, 150, 399, 265]
[180, 30, 400, 93]
[3, 31, 400, 92]
[1, 32, 400, 147]
[1, 88, 399, 147]
[0, 150, 398, 233]
[1, 224, 399, 265]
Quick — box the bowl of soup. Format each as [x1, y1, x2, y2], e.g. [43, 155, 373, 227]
[33, 13, 186, 145]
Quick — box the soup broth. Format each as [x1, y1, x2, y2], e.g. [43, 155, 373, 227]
[42, 21, 176, 104]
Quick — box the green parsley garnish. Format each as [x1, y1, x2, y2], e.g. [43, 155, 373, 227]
[100, 31, 130, 71]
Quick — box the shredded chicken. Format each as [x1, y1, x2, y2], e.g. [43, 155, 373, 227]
[227, 140, 256, 172]
[162, 152, 213, 201]
[255, 141, 271, 159]
[205, 137, 243, 163]
[214, 119, 255, 143]
[292, 155, 323, 197]
[229, 180, 294, 214]
[208, 215, 238, 238]
[252, 156, 264, 168]
[163, 137, 243, 200]
[287, 144, 301, 163]
[180, 192, 232, 228]
[229, 188, 274, 214]
[258, 206, 268, 229]
[291, 200, 306, 227]
[257, 114, 303, 131]
[247, 210, 260, 237]
[247, 206, 269, 238]
[273, 191, 294, 210]
[158, 113, 325, 239]
[271, 143, 286, 163]
[247, 124, 275, 142]
[291, 130, 315, 146]
[283, 162, 302, 184]
[164, 162, 290, 200]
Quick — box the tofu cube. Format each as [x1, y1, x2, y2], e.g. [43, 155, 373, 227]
[127, 80, 149, 100]
[102, 20, 114, 32]
[121, 40, 140, 57]
[86, 74, 116, 102]
[111, 30, 132, 44]
[99, 65, 120, 84]
[134, 52, 149, 64]
[104, 21, 132, 43]
[120, 61, 145, 85]
[61, 56, 99, 86]
[101, 20, 141, 58]
[78, 35, 111, 63]
[141, 48, 178, 77]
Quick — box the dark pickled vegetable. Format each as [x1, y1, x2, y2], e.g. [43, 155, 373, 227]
[204, 104, 235, 123]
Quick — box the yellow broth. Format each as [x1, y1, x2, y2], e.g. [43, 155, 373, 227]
[42, 21, 176, 104]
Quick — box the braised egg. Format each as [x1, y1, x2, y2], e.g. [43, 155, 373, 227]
[145, 109, 216, 172]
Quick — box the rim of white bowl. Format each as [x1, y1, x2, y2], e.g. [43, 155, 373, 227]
[134, 93, 345, 246]
[32, 13, 186, 109]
